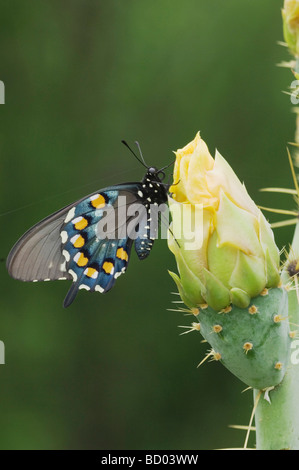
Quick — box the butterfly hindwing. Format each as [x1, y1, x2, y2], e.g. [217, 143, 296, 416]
[59, 188, 139, 306]
[63, 237, 133, 308]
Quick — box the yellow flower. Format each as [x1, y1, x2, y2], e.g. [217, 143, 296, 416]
[168, 133, 280, 311]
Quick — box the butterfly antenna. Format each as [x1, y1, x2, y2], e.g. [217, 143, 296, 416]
[121, 140, 148, 169]
[135, 141, 149, 167]
[159, 158, 176, 172]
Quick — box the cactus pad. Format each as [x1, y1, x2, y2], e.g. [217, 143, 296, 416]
[197, 287, 291, 390]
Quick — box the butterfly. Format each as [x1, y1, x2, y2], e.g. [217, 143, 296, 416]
[6, 141, 173, 308]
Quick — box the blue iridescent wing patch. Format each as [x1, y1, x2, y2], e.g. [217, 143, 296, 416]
[60, 188, 136, 307]
[63, 238, 133, 307]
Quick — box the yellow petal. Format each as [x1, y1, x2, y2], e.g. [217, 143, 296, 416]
[215, 190, 262, 257]
[206, 150, 259, 216]
[170, 132, 214, 203]
[185, 137, 214, 205]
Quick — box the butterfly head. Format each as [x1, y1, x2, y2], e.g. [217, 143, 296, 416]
[147, 166, 166, 182]
[121, 139, 173, 188]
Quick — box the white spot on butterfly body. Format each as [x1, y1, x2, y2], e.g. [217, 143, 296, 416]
[79, 284, 90, 291]
[83, 268, 98, 279]
[58, 277, 67, 281]
[95, 285, 105, 293]
[138, 190, 143, 198]
[72, 216, 84, 225]
[68, 269, 78, 281]
[114, 272, 122, 279]
[44, 278, 50, 282]
[60, 231, 68, 244]
[73, 252, 82, 264]
[64, 207, 76, 223]
[70, 234, 80, 244]
[62, 249, 70, 262]
[60, 261, 67, 272]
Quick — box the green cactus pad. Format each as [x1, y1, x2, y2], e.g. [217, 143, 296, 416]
[197, 287, 291, 390]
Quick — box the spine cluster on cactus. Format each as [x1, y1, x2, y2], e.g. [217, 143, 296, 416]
[181, 286, 291, 390]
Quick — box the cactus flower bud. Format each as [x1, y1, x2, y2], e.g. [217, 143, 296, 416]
[282, 0, 299, 56]
[168, 133, 291, 390]
[168, 132, 280, 312]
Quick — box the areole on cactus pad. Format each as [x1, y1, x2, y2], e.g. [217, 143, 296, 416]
[168, 133, 291, 390]
[196, 287, 290, 390]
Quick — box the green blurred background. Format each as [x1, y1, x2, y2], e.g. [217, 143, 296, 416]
[0, 0, 296, 450]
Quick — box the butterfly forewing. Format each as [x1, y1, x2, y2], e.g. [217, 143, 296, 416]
[6, 204, 75, 283]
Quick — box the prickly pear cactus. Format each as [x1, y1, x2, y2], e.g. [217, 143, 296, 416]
[196, 287, 291, 390]
[168, 133, 292, 391]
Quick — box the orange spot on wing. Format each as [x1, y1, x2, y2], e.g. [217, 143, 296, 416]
[85, 267, 98, 278]
[76, 252, 89, 267]
[74, 217, 88, 230]
[116, 247, 129, 262]
[73, 235, 85, 248]
[102, 261, 114, 274]
[90, 193, 106, 209]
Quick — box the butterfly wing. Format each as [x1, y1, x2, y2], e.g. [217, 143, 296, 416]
[7, 174, 168, 307]
[6, 184, 137, 280]
[7, 184, 145, 307]
[60, 188, 138, 307]
[63, 237, 133, 308]
[6, 203, 76, 283]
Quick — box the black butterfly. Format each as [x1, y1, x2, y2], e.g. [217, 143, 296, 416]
[6, 142, 172, 308]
